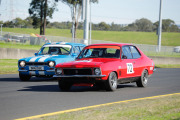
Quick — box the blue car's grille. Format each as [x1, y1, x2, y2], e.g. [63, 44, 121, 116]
[63, 68, 92, 75]
[26, 62, 48, 66]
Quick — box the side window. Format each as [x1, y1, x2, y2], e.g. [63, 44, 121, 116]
[73, 46, 80, 54]
[80, 46, 85, 51]
[41, 47, 49, 54]
[60, 46, 71, 54]
[122, 46, 133, 59]
[130, 46, 141, 59]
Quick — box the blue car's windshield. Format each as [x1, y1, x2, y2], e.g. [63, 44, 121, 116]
[38, 45, 72, 55]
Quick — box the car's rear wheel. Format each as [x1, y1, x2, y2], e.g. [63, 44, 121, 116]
[105, 72, 117, 91]
[136, 69, 148, 87]
[58, 79, 72, 91]
[19, 73, 31, 81]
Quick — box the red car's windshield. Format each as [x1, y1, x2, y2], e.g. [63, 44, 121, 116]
[77, 46, 120, 59]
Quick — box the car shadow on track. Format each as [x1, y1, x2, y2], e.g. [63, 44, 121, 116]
[0, 78, 20, 82]
[17, 84, 136, 92]
[0, 77, 57, 82]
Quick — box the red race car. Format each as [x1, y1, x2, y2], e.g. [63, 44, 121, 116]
[54, 43, 155, 91]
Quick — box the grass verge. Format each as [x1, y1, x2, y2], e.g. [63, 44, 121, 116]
[155, 64, 180, 68]
[0, 59, 18, 74]
[28, 94, 180, 120]
[0, 41, 41, 51]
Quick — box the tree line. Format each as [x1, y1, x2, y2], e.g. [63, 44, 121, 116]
[1, 17, 179, 33]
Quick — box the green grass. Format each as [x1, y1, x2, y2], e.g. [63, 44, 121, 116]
[33, 94, 180, 120]
[155, 64, 180, 68]
[0, 41, 41, 50]
[0, 59, 18, 74]
[145, 51, 180, 58]
[2, 28, 180, 46]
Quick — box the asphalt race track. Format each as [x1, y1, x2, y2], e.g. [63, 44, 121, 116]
[0, 68, 180, 120]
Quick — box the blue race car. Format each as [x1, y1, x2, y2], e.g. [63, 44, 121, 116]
[18, 42, 85, 81]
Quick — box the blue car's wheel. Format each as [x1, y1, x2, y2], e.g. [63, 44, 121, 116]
[19, 73, 31, 81]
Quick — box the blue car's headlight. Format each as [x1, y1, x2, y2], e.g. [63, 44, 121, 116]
[48, 61, 55, 67]
[19, 61, 26, 67]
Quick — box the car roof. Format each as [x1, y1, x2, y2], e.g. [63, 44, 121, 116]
[44, 42, 85, 46]
[87, 43, 132, 47]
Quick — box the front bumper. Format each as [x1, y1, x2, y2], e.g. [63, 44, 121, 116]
[19, 68, 55, 76]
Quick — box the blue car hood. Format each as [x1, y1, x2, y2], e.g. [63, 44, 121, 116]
[19, 55, 74, 64]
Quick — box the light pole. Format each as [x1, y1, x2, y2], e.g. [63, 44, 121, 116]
[157, 0, 162, 52]
[89, 1, 92, 45]
[83, 0, 90, 45]
[0, 24, 3, 36]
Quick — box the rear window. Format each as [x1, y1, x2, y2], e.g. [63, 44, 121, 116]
[130, 46, 141, 59]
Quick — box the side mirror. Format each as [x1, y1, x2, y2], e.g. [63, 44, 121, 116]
[72, 53, 77, 57]
[34, 53, 38, 56]
[122, 55, 127, 59]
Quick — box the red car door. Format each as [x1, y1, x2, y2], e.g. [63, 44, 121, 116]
[120, 46, 135, 78]
[129, 46, 143, 77]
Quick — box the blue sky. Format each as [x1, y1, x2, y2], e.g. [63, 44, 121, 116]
[0, 0, 180, 24]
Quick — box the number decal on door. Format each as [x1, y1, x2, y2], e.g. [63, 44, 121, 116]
[127, 63, 134, 74]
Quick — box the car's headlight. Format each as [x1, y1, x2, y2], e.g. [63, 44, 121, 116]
[19, 61, 26, 67]
[49, 61, 55, 67]
[94, 68, 101, 75]
[56, 68, 62, 75]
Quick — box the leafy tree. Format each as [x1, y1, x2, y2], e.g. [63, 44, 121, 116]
[125, 18, 153, 32]
[29, 0, 58, 35]
[125, 23, 138, 31]
[24, 17, 33, 28]
[154, 19, 179, 32]
[58, 0, 98, 38]
[169, 24, 179, 32]
[0, 21, 3, 24]
[110, 22, 123, 31]
[98, 22, 110, 30]
[135, 18, 153, 32]
[12, 18, 25, 27]
[3, 21, 14, 28]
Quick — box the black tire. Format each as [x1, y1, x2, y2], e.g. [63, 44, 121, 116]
[58, 79, 72, 91]
[19, 73, 31, 81]
[95, 82, 105, 90]
[136, 69, 148, 87]
[105, 72, 117, 91]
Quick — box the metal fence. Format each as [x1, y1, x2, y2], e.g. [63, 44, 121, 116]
[0, 31, 179, 56]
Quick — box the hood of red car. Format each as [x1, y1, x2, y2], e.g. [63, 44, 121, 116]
[55, 58, 119, 68]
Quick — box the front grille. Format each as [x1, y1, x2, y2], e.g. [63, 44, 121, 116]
[63, 68, 92, 75]
[26, 62, 48, 66]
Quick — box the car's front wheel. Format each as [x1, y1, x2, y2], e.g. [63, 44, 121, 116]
[58, 79, 72, 91]
[105, 72, 117, 91]
[19, 73, 31, 81]
[136, 69, 148, 87]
